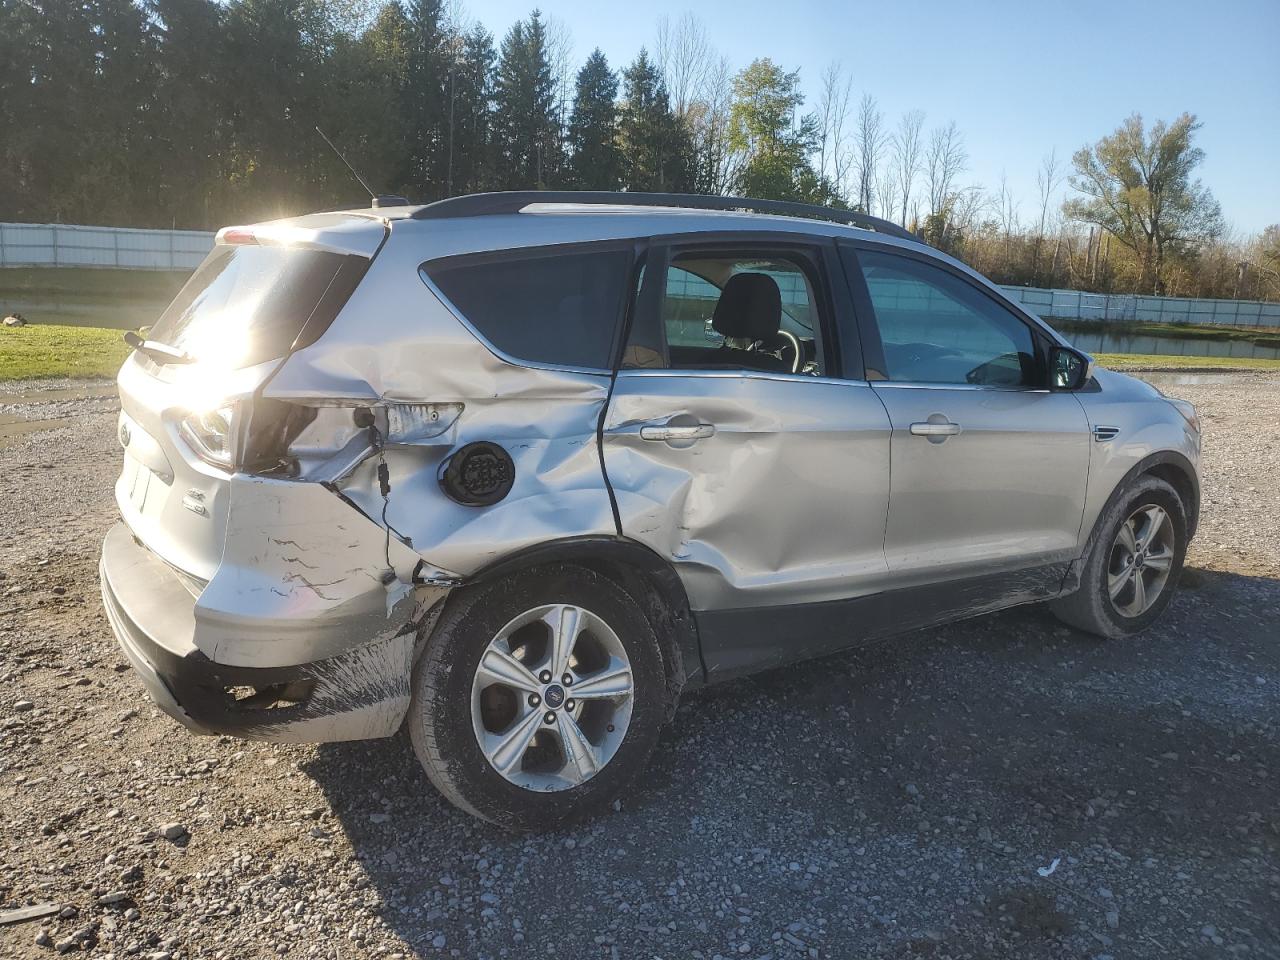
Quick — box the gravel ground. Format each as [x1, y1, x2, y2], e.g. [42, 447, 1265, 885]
[1, 373, 1277, 960]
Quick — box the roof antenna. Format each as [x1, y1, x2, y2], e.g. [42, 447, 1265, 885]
[315, 126, 408, 209]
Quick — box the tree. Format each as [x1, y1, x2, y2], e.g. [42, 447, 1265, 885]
[654, 13, 727, 194]
[815, 62, 853, 198]
[726, 58, 829, 203]
[890, 109, 924, 226]
[448, 24, 496, 193]
[617, 48, 692, 192]
[1064, 113, 1224, 295]
[1030, 148, 1063, 285]
[491, 9, 560, 189]
[145, 0, 231, 226]
[565, 50, 620, 189]
[852, 94, 885, 214]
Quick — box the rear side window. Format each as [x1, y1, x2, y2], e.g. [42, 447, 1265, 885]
[423, 246, 631, 370]
[149, 244, 366, 369]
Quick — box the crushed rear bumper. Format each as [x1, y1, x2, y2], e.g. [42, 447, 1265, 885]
[99, 522, 427, 742]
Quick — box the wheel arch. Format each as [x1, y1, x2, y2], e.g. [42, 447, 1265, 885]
[1065, 449, 1199, 594]
[448, 537, 703, 717]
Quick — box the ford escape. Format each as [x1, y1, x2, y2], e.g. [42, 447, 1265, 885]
[100, 192, 1201, 828]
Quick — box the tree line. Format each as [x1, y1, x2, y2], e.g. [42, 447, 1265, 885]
[2, 1, 1277, 301]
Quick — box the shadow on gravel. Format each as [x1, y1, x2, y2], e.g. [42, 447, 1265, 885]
[302, 566, 1279, 957]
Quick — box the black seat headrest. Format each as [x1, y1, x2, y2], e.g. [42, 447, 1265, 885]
[711, 272, 782, 342]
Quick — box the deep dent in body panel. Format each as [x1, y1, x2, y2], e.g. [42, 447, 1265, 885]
[208, 232, 618, 739]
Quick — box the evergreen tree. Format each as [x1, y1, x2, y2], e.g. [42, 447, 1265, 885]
[491, 9, 560, 189]
[445, 25, 496, 194]
[565, 49, 620, 190]
[146, 0, 229, 226]
[403, 0, 447, 200]
[617, 49, 693, 193]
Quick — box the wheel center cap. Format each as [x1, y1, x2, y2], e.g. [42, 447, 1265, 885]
[543, 684, 565, 709]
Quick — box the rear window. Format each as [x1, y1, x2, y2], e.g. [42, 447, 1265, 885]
[422, 246, 632, 369]
[147, 244, 366, 368]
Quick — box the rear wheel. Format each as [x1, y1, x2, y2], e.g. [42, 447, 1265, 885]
[1050, 475, 1186, 638]
[408, 563, 668, 829]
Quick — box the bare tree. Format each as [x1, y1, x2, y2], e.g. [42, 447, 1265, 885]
[815, 62, 853, 196]
[891, 109, 925, 226]
[852, 94, 885, 214]
[924, 120, 967, 218]
[875, 168, 898, 223]
[544, 14, 576, 161]
[655, 17, 734, 195]
[1030, 148, 1063, 284]
[654, 13, 712, 119]
[996, 171, 1020, 265]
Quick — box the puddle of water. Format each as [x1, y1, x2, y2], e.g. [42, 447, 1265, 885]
[0, 383, 119, 449]
[0, 384, 117, 404]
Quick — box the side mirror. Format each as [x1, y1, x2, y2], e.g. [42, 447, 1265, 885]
[1050, 346, 1093, 390]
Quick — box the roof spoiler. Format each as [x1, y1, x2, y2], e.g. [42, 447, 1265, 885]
[410, 191, 919, 242]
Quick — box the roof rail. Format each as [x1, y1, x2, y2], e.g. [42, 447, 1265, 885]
[411, 191, 919, 243]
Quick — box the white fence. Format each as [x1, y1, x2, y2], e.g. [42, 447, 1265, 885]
[0, 221, 214, 271]
[3, 221, 1279, 327]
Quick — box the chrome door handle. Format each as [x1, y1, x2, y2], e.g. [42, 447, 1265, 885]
[640, 423, 716, 442]
[909, 421, 962, 437]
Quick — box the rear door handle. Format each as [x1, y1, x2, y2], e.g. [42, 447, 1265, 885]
[909, 420, 962, 438]
[640, 423, 716, 442]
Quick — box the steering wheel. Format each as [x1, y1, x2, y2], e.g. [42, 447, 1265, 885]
[774, 329, 803, 374]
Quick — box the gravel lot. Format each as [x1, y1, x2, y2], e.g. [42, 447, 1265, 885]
[1, 373, 1277, 960]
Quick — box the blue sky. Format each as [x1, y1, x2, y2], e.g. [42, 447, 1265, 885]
[465, 0, 1280, 235]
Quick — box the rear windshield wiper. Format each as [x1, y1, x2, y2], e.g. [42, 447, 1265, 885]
[123, 330, 196, 365]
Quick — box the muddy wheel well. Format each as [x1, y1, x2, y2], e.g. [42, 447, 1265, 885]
[443, 539, 701, 721]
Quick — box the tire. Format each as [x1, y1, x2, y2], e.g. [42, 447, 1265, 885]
[408, 562, 669, 830]
[1050, 475, 1187, 638]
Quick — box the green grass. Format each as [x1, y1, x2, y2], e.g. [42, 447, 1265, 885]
[0, 323, 131, 379]
[0, 266, 188, 329]
[1094, 352, 1280, 372]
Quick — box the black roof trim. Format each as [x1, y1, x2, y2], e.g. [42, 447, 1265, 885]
[411, 191, 919, 243]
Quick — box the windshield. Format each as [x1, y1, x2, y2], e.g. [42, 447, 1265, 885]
[147, 244, 365, 369]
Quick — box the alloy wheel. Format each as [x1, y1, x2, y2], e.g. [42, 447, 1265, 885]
[470, 604, 634, 792]
[1107, 504, 1176, 618]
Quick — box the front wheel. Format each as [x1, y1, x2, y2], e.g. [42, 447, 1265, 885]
[407, 563, 668, 829]
[1050, 475, 1187, 638]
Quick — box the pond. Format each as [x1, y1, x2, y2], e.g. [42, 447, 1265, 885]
[1067, 329, 1280, 361]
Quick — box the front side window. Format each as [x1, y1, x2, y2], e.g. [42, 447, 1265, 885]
[423, 246, 631, 370]
[857, 250, 1038, 387]
[626, 251, 827, 376]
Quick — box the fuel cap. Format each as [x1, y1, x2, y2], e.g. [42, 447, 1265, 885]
[439, 441, 515, 507]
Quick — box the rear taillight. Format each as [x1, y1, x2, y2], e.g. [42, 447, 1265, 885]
[178, 403, 238, 470]
[176, 398, 462, 478]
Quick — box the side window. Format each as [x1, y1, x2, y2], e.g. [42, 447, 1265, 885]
[857, 250, 1038, 387]
[422, 246, 631, 369]
[625, 251, 828, 376]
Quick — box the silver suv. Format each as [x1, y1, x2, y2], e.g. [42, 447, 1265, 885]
[100, 192, 1201, 828]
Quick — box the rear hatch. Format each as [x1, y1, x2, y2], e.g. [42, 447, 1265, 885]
[115, 213, 387, 580]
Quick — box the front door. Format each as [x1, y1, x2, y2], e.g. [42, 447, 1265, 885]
[601, 237, 893, 678]
[844, 244, 1091, 599]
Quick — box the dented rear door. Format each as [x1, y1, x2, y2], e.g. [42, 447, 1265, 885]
[601, 236, 893, 676]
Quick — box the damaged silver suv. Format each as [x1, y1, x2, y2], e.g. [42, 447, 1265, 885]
[101, 192, 1201, 828]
